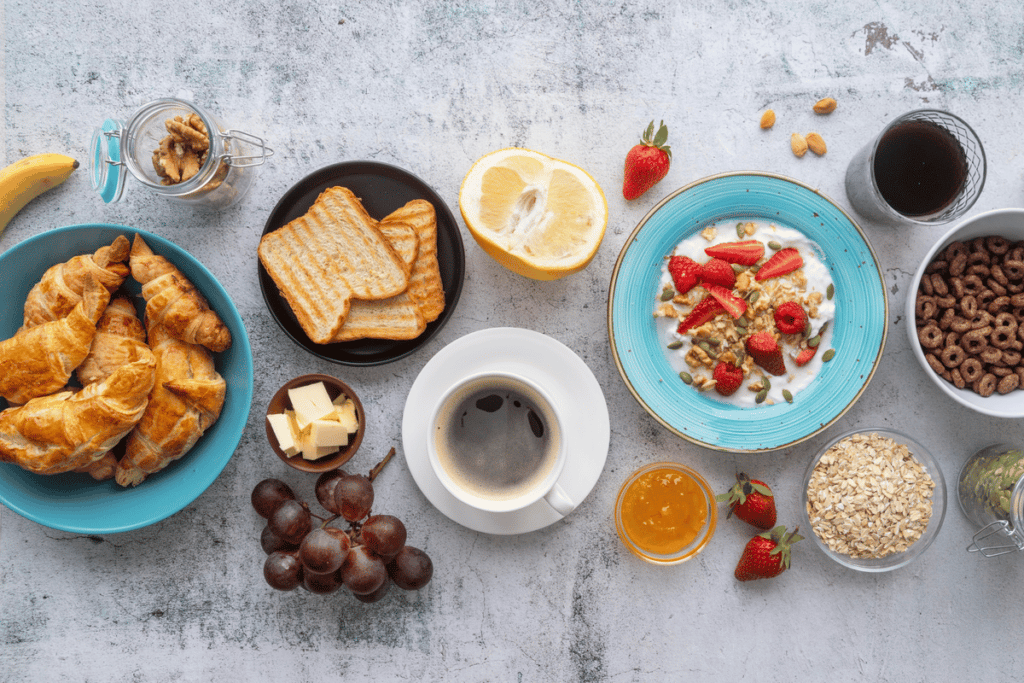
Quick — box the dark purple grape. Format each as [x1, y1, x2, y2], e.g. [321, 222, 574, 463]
[264, 551, 303, 591]
[302, 568, 343, 595]
[298, 527, 352, 574]
[261, 524, 299, 555]
[267, 499, 312, 545]
[353, 576, 391, 603]
[360, 515, 407, 559]
[333, 474, 374, 522]
[387, 546, 433, 590]
[251, 478, 296, 518]
[315, 470, 347, 514]
[340, 545, 387, 595]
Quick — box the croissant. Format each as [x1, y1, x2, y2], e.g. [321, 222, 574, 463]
[129, 234, 232, 353]
[0, 356, 156, 475]
[73, 451, 118, 481]
[23, 235, 130, 328]
[116, 323, 226, 487]
[0, 275, 111, 405]
[77, 295, 154, 386]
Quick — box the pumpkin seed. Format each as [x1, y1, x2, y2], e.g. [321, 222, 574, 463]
[747, 291, 761, 304]
[732, 264, 745, 274]
[768, 240, 782, 251]
[679, 372, 693, 384]
[807, 335, 821, 348]
[667, 340, 683, 350]
[783, 389, 793, 403]
[697, 341, 718, 358]
[660, 287, 675, 301]
[755, 388, 769, 404]
[762, 377, 771, 391]
[822, 349, 836, 362]
[826, 283, 835, 300]
[818, 321, 829, 337]
[736, 222, 746, 238]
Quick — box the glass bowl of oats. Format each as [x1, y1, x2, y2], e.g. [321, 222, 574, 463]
[801, 428, 947, 572]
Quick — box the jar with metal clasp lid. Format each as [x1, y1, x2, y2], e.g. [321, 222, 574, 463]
[90, 98, 272, 208]
[957, 443, 1024, 557]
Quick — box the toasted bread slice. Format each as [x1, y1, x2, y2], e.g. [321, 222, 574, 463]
[258, 186, 408, 344]
[376, 220, 418, 278]
[381, 200, 445, 322]
[330, 292, 427, 341]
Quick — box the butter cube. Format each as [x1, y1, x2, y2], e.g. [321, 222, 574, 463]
[330, 398, 359, 434]
[288, 382, 334, 431]
[301, 440, 336, 461]
[309, 419, 351, 448]
[267, 412, 301, 457]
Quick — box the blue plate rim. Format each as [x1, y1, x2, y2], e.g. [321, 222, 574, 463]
[0, 223, 254, 533]
[606, 171, 889, 453]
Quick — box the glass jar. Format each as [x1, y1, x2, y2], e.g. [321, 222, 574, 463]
[90, 98, 272, 209]
[957, 443, 1024, 557]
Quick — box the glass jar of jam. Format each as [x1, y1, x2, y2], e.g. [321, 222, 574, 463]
[957, 444, 1024, 557]
[90, 98, 272, 208]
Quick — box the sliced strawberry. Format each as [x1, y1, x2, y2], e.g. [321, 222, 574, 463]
[794, 346, 818, 367]
[704, 284, 747, 319]
[712, 361, 744, 396]
[773, 301, 808, 334]
[700, 258, 736, 289]
[667, 255, 701, 294]
[676, 296, 726, 335]
[704, 240, 765, 266]
[755, 247, 803, 281]
[745, 331, 786, 376]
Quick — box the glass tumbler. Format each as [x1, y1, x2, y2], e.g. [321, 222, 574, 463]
[91, 98, 272, 209]
[844, 109, 985, 226]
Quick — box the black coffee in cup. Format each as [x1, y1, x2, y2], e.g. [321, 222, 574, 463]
[872, 119, 968, 217]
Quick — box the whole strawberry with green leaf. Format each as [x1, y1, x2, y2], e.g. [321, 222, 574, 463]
[734, 525, 803, 581]
[622, 120, 671, 200]
[716, 472, 776, 529]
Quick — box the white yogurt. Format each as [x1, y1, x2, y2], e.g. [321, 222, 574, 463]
[654, 220, 835, 407]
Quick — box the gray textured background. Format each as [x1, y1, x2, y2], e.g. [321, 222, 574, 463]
[3, 1, 1024, 681]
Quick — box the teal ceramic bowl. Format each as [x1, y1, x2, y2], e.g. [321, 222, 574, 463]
[0, 224, 253, 533]
[608, 172, 888, 452]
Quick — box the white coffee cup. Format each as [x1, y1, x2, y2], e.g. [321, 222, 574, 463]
[427, 370, 575, 516]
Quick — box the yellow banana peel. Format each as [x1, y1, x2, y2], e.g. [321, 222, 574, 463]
[0, 153, 79, 236]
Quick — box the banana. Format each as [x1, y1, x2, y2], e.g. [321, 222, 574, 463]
[0, 153, 79, 236]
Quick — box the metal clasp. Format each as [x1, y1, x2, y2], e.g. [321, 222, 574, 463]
[103, 129, 125, 167]
[221, 130, 274, 168]
[967, 520, 1024, 557]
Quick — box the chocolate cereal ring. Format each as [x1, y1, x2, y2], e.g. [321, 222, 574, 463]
[926, 259, 949, 275]
[945, 330, 960, 347]
[961, 358, 984, 382]
[1002, 350, 1022, 366]
[970, 237, 990, 255]
[916, 295, 937, 320]
[991, 264, 1009, 286]
[930, 273, 949, 296]
[949, 253, 968, 277]
[1011, 293, 1024, 307]
[977, 289, 996, 310]
[940, 344, 966, 368]
[962, 327, 991, 354]
[980, 347, 1003, 365]
[919, 276, 934, 296]
[987, 236, 1011, 255]
[998, 373, 1021, 394]
[974, 373, 997, 397]
[968, 264, 992, 278]
[951, 367, 966, 389]
[988, 279, 1008, 297]
[991, 366, 1014, 376]
[944, 241, 968, 261]
[960, 295, 978, 318]
[963, 274, 984, 296]
[951, 315, 973, 333]
[989, 296, 1011, 315]
[940, 308, 957, 330]
[919, 324, 944, 349]
[1004, 260, 1024, 281]
[925, 353, 946, 376]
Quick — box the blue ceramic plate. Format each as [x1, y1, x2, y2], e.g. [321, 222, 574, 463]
[0, 224, 253, 533]
[608, 173, 887, 452]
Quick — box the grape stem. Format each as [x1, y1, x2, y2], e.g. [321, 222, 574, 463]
[368, 447, 396, 482]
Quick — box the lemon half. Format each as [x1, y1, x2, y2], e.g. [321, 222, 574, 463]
[459, 148, 608, 280]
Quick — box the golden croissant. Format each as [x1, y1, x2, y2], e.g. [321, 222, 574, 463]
[129, 234, 232, 353]
[0, 275, 111, 405]
[116, 323, 226, 487]
[0, 356, 156, 475]
[23, 235, 131, 328]
[77, 295, 154, 386]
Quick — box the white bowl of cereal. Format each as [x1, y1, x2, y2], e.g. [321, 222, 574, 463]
[907, 208, 1024, 418]
[801, 428, 946, 572]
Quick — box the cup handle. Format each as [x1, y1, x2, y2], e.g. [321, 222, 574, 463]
[543, 482, 576, 517]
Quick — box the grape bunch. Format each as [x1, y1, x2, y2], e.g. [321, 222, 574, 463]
[251, 450, 432, 603]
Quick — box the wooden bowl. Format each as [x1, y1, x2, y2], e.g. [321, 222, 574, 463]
[265, 374, 365, 473]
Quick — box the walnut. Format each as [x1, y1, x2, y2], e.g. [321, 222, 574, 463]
[153, 112, 211, 185]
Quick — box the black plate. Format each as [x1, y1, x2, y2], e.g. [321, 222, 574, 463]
[259, 161, 465, 365]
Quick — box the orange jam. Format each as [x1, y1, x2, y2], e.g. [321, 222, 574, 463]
[620, 466, 709, 555]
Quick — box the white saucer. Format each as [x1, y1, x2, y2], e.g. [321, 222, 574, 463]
[401, 328, 610, 535]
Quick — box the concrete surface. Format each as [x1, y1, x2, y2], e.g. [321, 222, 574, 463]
[3, 1, 1024, 681]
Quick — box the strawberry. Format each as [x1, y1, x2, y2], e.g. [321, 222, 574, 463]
[667, 255, 701, 294]
[794, 345, 818, 367]
[755, 247, 804, 281]
[704, 284, 747, 319]
[773, 301, 808, 335]
[745, 331, 786, 376]
[622, 120, 671, 200]
[676, 296, 725, 335]
[704, 240, 765, 266]
[716, 472, 776, 529]
[700, 258, 736, 289]
[712, 361, 744, 396]
[734, 525, 803, 581]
